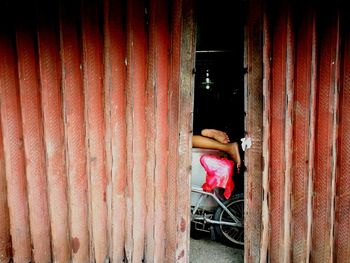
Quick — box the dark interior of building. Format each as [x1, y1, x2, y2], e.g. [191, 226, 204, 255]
[193, 0, 246, 191]
[190, 2, 247, 261]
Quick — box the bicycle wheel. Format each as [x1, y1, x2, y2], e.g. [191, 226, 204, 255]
[213, 193, 244, 248]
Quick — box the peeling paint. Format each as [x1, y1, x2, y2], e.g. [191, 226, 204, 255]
[180, 217, 186, 233]
[72, 237, 80, 254]
[177, 250, 185, 260]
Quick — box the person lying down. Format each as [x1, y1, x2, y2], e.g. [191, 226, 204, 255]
[192, 128, 241, 173]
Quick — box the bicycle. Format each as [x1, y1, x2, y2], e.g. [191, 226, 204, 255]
[190, 148, 244, 248]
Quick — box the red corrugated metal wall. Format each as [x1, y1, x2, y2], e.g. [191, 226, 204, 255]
[0, 0, 195, 262]
[245, 1, 350, 262]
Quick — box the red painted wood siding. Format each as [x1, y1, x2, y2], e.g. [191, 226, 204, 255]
[0, 0, 194, 262]
[2, 0, 350, 262]
[245, 1, 350, 262]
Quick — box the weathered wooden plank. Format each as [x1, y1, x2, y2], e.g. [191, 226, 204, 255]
[311, 9, 339, 262]
[16, 12, 52, 262]
[260, 9, 271, 263]
[103, 0, 127, 262]
[0, 28, 31, 263]
[245, 0, 264, 261]
[81, 0, 108, 261]
[60, 0, 90, 260]
[291, 7, 316, 263]
[166, 0, 182, 261]
[335, 10, 350, 263]
[145, 0, 157, 259]
[37, 0, 70, 261]
[269, 6, 288, 262]
[125, 0, 147, 261]
[282, 10, 294, 263]
[306, 15, 317, 263]
[0, 114, 11, 263]
[153, 0, 170, 261]
[176, 0, 195, 261]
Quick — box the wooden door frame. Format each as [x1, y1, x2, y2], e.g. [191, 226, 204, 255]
[244, 0, 265, 262]
[179, 0, 265, 262]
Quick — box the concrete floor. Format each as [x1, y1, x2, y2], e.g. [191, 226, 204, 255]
[190, 237, 243, 263]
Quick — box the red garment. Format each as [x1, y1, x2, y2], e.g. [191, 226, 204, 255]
[200, 154, 235, 199]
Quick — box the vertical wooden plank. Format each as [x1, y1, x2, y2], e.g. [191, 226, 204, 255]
[306, 15, 318, 263]
[81, 0, 108, 262]
[269, 4, 287, 262]
[145, 1, 170, 262]
[335, 10, 350, 263]
[260, 9, 271, 263]
[104, 13, 113, 263]
[176, 0, 195, 261]
[16, 9, 52, 262]
[0, 9, 12, 253]
[103, 0, 127, 262]
[0, 34, 31, 262]
[245, 0, 264, 261]
[125, 0, 134, 259]
[103, 0, 113, 258]
[329, 15, 340, 261]
[329, 17, 341, 261]
[0, 25, 31, 262]
[59, 0, 90, 261]
[312, 8, 339, 263]
[37, 0, 71, 261]
[154, 0, 170, 261]
[0, 119, 11, 263]
[145, 0, 156, 260]
[283, 10, 294, 263]
[291, 7, 316, 263]
[125, 0, 147, 261]
[166, 0, 182, 261]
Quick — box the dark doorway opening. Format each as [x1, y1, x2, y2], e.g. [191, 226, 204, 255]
[193, 3, 245, 149]
[189, 0, 246, 262]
